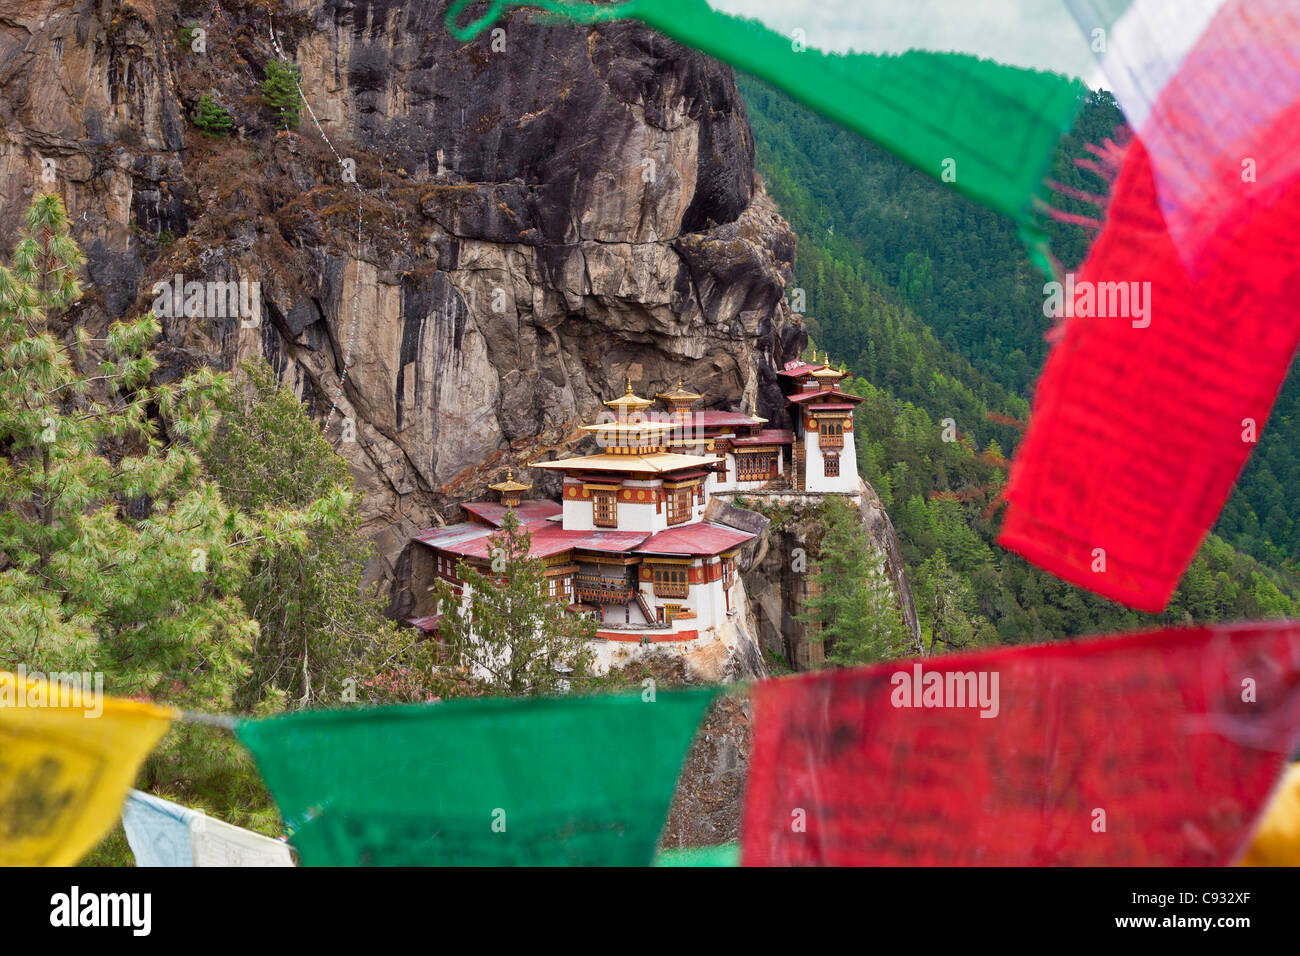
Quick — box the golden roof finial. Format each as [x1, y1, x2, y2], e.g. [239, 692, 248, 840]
[626, 375, 633, 395]
[489, 468, 531, 497]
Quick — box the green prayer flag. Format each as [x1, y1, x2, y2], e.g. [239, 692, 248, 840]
[237, 689, 717, 866]
[654, 842, 740, 866]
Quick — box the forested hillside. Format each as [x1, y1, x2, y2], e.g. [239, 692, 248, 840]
[739, 75, 1300, 643]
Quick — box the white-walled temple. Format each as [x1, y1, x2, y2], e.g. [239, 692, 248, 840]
[408, 357, 863, 671]
[777, 352, 863, 493]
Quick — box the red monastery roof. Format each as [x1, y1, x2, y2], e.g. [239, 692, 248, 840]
[731, 429, 794, 446]
[461, 500, 562, 527]
[774, 358, 826, 377]
[691, 410, 767, 428]
[415, 519, 647, 561]
[635, 522, 755, 556]
[777, 361, 825, 377]
[786, 388, 864, 405]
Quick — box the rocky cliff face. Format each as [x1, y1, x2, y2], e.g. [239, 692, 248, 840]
[0, 0, 912, 661]
[722, 485, 923, 665]
[0, 0, 802, 609]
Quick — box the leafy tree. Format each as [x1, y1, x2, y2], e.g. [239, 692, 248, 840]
[203, 359, 438, 710]
[262, 59, 302, 130]
[192, 93, 234, 137]
[433, 510, 595, 696]
[799, 498, 910, 667]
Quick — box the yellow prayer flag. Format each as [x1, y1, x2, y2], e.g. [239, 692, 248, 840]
[1239, 763, 1300, 867]
[0, 669, 177, 865]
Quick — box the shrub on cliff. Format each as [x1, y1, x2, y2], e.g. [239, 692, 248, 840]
[192, 93, 234, 137]
[262, 59, 302, 130]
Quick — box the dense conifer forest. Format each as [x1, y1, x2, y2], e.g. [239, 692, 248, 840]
[739, 77, 1300, 644]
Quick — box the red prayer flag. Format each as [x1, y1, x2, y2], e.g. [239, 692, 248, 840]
[742, 622, 1300, 866]
[1000, 28, 1300, 610]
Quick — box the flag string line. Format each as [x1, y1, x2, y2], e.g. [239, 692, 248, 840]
[173, 679, 755, 729]
[179, 710, 240, 730]
[266, 9, 364, 435]
[211, 0, 365, 437]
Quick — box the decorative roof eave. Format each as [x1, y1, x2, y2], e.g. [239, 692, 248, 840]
[579, 421, 677, 435]
[786, 388, 865, 405]
[531, 452, 725, 474]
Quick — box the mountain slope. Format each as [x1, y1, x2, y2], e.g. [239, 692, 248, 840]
[738, 74, 1300, 639]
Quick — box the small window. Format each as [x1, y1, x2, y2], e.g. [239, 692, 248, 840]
[736, 453, 774, 482]
[653, 566, 689, 598]
[593, 490, 618, 527]
[665, 485, 693, 525]
[819, 420, 844, 448]
[824, 454, 840, 477]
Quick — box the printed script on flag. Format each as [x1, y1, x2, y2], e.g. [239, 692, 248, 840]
[742, 623, 1300, 866]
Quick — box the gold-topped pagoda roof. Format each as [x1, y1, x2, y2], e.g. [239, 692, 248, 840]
[656, 377, 703, 404]
[579, 420, 677, 436]
[582, 418, 681, 442]
[488, 468, 531, 494]
[604, 377, 655, 412]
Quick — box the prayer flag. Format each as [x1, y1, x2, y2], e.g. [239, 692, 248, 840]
[743, 623, 1300, 865]
[0, 670, 176, 866]
[237, 689, 717, 866]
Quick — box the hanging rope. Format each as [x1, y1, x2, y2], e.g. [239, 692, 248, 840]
[266, 11, 365, 435]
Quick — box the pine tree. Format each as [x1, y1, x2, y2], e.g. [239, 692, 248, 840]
[799, 498, 910, 667]
[433, 510, 595, 696]
[913, 551, 991, 653]
[0, 193, 255, 705]
[192, 93, 234, 137]
[0, 195, 420, 863]
[262, 59, 302, 131]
